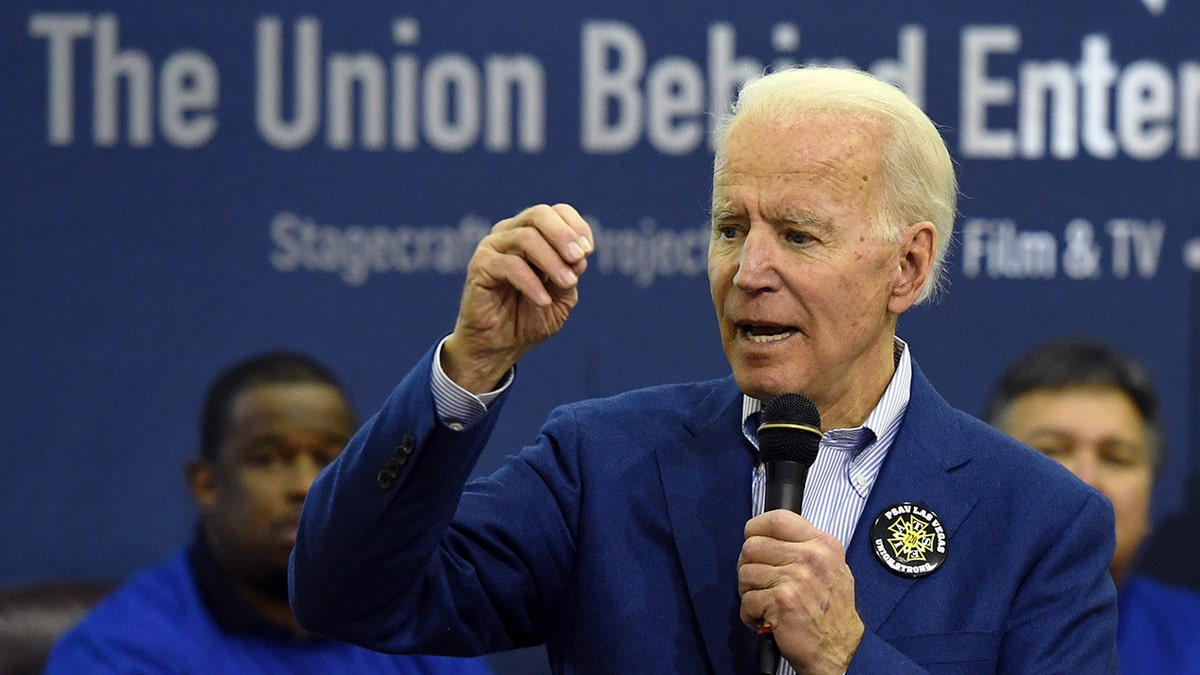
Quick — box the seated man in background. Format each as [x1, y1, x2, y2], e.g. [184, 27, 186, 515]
[46, 351, 492, 674]
[986, 337, 1200, 675]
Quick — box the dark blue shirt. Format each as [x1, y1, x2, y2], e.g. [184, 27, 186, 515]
[1118, 574, 1200, 675]
[45, 538, 493, 674]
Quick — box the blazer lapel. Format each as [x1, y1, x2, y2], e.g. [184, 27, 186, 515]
[846, 363, 978, 632]
[655, 378, 758, 674]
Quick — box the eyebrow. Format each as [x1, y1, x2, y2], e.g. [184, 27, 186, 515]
[1023, 428, 1148, 448]
[779, 213, 826, 229]
[709, 189, 831, 231]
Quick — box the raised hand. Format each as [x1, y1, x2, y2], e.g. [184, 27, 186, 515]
[442, 203, 594, 394]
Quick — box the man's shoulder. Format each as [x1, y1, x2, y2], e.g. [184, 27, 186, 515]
[1123, 574, 1200, 615]
[549, 377, 739, 432]
[1118, 575, 1200, 672]
[905, 370, 1102, 507]
[45, 550, 211, 670]
[569, 377, 735, 413]
[959, 409, 1094, 493]
[949, 409, 1097, 503]
[77, 551, 203, 630]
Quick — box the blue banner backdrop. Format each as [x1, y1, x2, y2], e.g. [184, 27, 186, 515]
[3, 2, 1199, 670]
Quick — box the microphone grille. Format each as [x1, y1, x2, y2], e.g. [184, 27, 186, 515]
[758, 393, 822, 465]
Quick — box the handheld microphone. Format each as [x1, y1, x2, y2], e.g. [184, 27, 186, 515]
[755, 393, 822, 675]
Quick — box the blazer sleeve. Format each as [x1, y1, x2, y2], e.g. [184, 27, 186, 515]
[289, 344, 579, 655]
[995, 488, 1120, 672]
[289, 344, 493, 650]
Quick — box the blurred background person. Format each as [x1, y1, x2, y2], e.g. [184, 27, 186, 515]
[45, 351, 492, 675]
[986, 337, 1200, 675]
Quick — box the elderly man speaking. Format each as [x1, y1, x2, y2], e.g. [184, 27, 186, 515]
[290, 66, 1119, 674]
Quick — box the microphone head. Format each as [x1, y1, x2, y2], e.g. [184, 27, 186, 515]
[758, 393, 822, 466]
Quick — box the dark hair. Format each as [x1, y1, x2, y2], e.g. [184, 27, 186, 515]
[985, 337, 1164, 474]
[200, 352, 349, 461]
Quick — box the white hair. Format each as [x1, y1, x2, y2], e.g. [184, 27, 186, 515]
[713, 66, 958, 304]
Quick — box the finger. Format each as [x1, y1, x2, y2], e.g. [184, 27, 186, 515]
[550, 204, 592, 277]
[471, 245, 555, 307]
[739, 584, 804, 631]
[739, 533, 793, 568]
[737, 557, 785, 595]
[739, 560, 829, 626]
[744, 509, 822, 543]
[739, 530, 846, 583]
[495, 204, 592, 267]
[739, 587, 772, 629]
[484, 226, 580, 294]
[549, 203, 594, 254]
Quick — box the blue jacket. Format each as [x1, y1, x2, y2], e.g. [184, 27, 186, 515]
[1118, 574, 1200, 674]
[47, 541, 492, 674]
[291, 344, 1119, 673]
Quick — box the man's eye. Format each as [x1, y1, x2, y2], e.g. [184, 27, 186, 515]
[716, 225, 740, 240]
[316, 448, 342, 468]
[786, 231, 815, 245]
[1102, 448, 1143, 468]
[246, 451, 283, 468]
[1034, 444, 1067, 459]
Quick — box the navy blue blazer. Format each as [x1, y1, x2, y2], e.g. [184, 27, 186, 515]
[291, 344, 1119, 674]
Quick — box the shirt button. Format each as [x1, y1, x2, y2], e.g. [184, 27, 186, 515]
[856, 475, 867, 487]
[447, 421, 464, 431]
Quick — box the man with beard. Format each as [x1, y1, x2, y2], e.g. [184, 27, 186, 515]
[46, 352, 492, 674]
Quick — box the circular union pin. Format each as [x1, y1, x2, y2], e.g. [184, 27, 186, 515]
[870, 502, 947, 578]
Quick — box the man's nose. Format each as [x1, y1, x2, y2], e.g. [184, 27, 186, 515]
[1064, 452, 1100, 489]
[287, 455, 324, 497]
[732, 228, 780, 291]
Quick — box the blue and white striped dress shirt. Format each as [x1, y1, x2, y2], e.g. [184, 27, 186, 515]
[745, 337, 911, 675]
[430, 338, 511, 429]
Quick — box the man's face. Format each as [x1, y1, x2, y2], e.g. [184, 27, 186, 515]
[709, 113, 925, 428]
[190, 382, 355, 595]
[999, 385, 1153, 584]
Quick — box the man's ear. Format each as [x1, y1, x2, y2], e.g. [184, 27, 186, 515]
[186, 458, 217, 511]
[888, 221, 937, 314]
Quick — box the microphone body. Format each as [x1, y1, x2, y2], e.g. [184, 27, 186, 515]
[755, 394, 823, 675]
[764, 461, 809, 514]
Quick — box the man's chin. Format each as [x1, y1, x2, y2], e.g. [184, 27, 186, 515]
[249, 568, 291, 602]
[732, 368, 797, 401]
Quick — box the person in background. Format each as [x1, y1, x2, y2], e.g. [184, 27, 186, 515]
[986, 336, 1200, 675]
[46, 351, 492, 675]
[290, 65, 1119, 673]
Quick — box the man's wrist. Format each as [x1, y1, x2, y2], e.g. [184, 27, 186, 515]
[431, 336, 513, 429]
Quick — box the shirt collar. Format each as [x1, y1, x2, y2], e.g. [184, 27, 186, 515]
[741, 336, 912, 449]
[187, 528, 299, 639]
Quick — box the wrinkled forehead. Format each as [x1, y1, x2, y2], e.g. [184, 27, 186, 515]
[716, 110, 888, 169]
[711, 112, 889, 213]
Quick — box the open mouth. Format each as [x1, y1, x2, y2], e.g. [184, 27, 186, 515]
[740, 324, 796, 343]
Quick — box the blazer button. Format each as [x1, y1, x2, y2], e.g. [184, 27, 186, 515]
[400, 435, 416, 455]
[376, 469, 396, 489]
